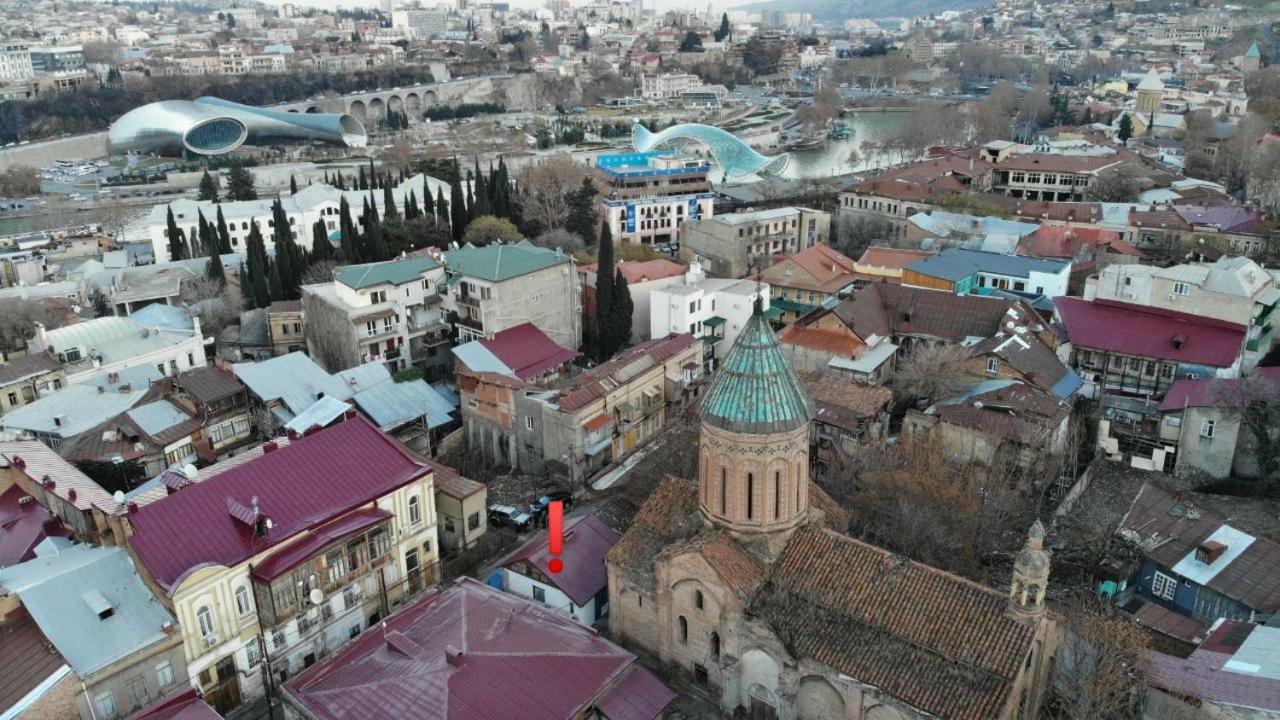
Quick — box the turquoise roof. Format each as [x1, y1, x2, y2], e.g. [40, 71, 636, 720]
[699, 311, 812, 434]
[1246, 42, 1261, 57]
[443, 241, 570, 282]
[334, 255, 440, 290]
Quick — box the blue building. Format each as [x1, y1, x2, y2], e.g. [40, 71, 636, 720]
[593, 150, 715, 247]
[1114, 484, 1280, 642]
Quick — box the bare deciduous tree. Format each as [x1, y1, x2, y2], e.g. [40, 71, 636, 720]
[181, 276, 242, 339]
[515, 154, 589, 233]
[0, 299, 68, 354]
[890, 341, 973, 405]
[531, 228, 586, 253]
[1043, 591, 1150, 720]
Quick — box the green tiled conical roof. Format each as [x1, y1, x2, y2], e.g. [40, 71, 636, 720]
[700, 311, 813, 434]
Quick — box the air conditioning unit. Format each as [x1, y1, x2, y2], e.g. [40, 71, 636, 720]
[204, 634, 220, 648]
[1167, 293, 1178, 301]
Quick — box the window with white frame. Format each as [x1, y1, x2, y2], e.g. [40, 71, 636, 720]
[409, 495, 422, 525]
[987, 357, 999, 374]
[524, 416, 533, 431]
[1201, 419, 1216, 439]
[1173, 281, 1191, 296]
[235, 585, 252, 616]
[1152, 570, 1177, 600]
[196, 605, 215, 638]
[95, 691, 116, 719]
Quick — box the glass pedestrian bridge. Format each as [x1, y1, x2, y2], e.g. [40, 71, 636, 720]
[632, 122, 792, 179]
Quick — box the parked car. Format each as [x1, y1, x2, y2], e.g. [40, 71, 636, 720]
[488, 504, 532, 529]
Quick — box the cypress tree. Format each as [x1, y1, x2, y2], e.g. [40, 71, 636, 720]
[196, 211, 214, 258]
[339, 197, 358, 262]
[215, 206, 232, 254]
[358, 165, 368, 190]
[365, 198, 388, 261]
[465, 179, 476, 222]
[310, 219, 334, 263]
[289, 174, 298, 194]
[593, 219, 615, 362]
[226, 161, 257, 201]
[471, 159, 492, 218]
[406, 190, 420, 220]
[165, 206, 187, 261]
[206, 252, 226, 283]
[493, 157, 511, 219]
[244, 221, 272, 309]
[270, 199, 300, 299]
[610, 268, 634, 349]
[567, 177, 598, 245]
[268, 256, 283, 304]
[432, 185, 444, 220]
[449, 177, 468, 241]
[383, 183, 399, 220]
[335, 172, 346, 190]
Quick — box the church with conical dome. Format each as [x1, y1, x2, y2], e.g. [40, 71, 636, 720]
[605, 306, 1061, 720]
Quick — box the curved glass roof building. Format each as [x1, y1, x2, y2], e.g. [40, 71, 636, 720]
[109, 97, 367, 156]
[633, 122, 792, 179]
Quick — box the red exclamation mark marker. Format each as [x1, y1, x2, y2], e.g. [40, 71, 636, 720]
[548, 501, 564, 574]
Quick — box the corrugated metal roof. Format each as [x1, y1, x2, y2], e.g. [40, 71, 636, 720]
[282, 578, 671, 720]
[444, 241, 570, 282]
[334, 256, 441, 290]
[283, 396, 352, 434]
[126, 400, 192, 437]
[700, 311, 812, 434]
[2, 384, 149, 438]
[502, 514, 621, 606]
[0, 545, 176, 676]
[233, 352, 354, 415]
[126, 416, 428, 593]
[353, 379, 455, 430]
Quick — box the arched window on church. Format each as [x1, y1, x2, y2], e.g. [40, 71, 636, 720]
[678, 616, 688, 644]
[695, 590, 704, 610]
[747, 473, 754, 519]
[710, 631, 720, 659]
[720, 468, 727, 515]
[774, 470, 781, 519]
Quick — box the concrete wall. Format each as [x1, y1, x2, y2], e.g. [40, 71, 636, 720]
[502, 568, 598, 625]
[1175, 406, 1241, 479]
[0, 133, 110, 170]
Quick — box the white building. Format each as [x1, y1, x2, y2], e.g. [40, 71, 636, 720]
[0, 43, 33, 82]
[499, 514, 620, 626]
[649, 259, 770, 370]
[149, 174, 448, 264]
[392, 6, 449, 38]
[640, 73, 698, 100]
[302, 255, 452, 380]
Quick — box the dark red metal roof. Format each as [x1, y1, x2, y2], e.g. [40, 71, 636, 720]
[126, 689, 222, 720]
[480, 323, 581, 381]
[127, 416, 429, 593]
[282, 578, 672, 720]
[595, 664, 678, 720]
[501, 514, 621, 606]
[250, 507, 392, 582]
[0, 485, 67, 568]
[1054, 297, 1246, 368]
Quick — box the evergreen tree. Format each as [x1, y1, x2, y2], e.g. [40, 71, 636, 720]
[492, 157, 511, 219]
[471, 159, 492, 217]
[1080, 106, 1094, 125]
[406, 190, 420, 221]
[165, 206, 188, 261]
[432, 185, 444, 220]
[215, 206, 232, 254]
[196, 211, 214, 258]
[339, 197, 358, 262]
[593, 219, 615, 362]
[310, 219, 334, 264]
[244, 221, 272, 309]
[268, 257, 283, 304]
[198, 171, 220, 202]
[363, 199, 389, 262]
[323, 170, 331, 185]
[715, 12, 730, 42]
[449, 177, 468, 241]
[566, 177, 598, 245]
[290, 174, 298, 194]
[383, 183, 399, 220]
[206, 252, 226, 283]
[359, 165, 370, 190]
[226, 161, 257, 201]
[335, 172, 346, 190]
[1118, 113, 1134, 143]
[610, 268, 634, 348]
[270, 199, 301, 299]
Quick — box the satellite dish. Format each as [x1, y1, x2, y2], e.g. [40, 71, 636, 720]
[113, 490, 125, 504]
[309, 588, 325, 606]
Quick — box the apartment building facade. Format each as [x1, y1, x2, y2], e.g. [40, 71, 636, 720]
[680, 206, 830, 279]
[594, 151, 716, 247]
[443, 242, 582, 350]
[302, 256, 451, 380]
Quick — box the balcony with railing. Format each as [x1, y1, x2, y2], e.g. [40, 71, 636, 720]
[251, 510, 393, 630]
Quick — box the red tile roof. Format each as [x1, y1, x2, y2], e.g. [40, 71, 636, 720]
[855, 246, 935, 270]
[502, 513, 621, 606]
[754, 527, 1037, 720]
[778, 325, 865, 356]
[581, 259, 686, 285]
[1023, 225, 1140, 259]
[282, 578, 673, 720]
[126, 416, 430, 593]
[479, 322, 581, 381]
[767, 245, 859, 293]
[555, 334, 696, 412]
[431, 462, 484, 499]
[1054, 297, 1246, 368]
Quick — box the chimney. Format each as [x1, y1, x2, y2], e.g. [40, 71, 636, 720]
[344, 409, 358, 420]
[1196, 541, 1226, 564]
[446, 645, 464, 667]
[263, 441, 278, 453]
[53, 415, 64, 427]
[287, 428, 299, 440]
[67, 488, 77, 502]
